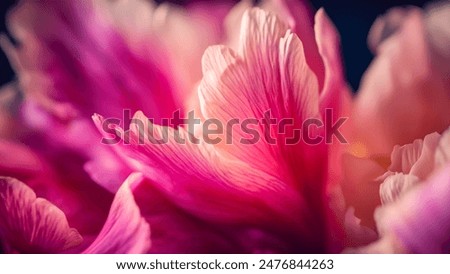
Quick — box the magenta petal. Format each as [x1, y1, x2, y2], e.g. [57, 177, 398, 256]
[0, 177, 82, 253]
[83, 173, 151, 254]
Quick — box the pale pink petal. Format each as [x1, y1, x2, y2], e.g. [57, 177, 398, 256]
[0, 177, 82, 253]
[375, 165, 450, 253]
[83, 173, 151, 254]
[388, 132, 441, 179]
[353, 8, 450, 155]
[379, 173, 420, 204]
[434, 127, 450, 169]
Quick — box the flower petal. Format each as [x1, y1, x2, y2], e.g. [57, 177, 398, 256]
[434, 127, 450, 169]
[0, 177, 82, 253]
[83, 173, 151, 254]
[388, 132, 441, 179]
[315, 9, 351, 116]
[93, 111, 325, 252]
[375, 165, 450, 253]
[353, 8, 450, 155]
[379, 173, 420, 204]
[199, 8, 321, 183]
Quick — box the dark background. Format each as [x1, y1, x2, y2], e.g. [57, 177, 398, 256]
[0, 0, 429, 90]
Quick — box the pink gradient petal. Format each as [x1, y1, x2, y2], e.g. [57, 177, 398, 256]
[200, 9, 321, 182]
[0, 177, 82, 253]
[83, 173, 151, 254]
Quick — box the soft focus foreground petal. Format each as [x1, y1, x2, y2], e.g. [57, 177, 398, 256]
[0, 177, 82, 253]
[353, 8, 450, 155]
[83, 173, 151, 254]
[374, 165, 450, 253]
